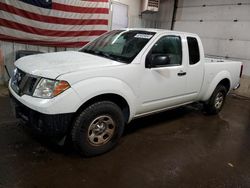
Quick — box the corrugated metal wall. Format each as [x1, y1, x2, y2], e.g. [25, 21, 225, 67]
[0, 41, 77, 83]
[174, 0, 250, 76]
[141, 0, 174, 29]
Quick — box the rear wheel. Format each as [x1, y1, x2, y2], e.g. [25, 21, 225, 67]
[71, 101, 124, 157]
[204, 85, 227, 115]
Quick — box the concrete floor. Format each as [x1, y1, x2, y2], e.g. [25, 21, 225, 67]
[0, 91, 250, 188]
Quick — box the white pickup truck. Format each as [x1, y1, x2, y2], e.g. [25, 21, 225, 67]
[9, 28, 243, 156]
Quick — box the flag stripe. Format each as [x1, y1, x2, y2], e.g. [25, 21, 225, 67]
[0, 34, 88, 47]
[0, 2, 109, 25]
[52, 2, 109, 14]
[0, 26, 101, 42]
[53, 0, 109, 8]
[1, 1, 109, 20]
[0, 18, 107, 37]
[0, 0, 110, 47]
[3, 0, 109, 12]
[0, 11, 108, 31]
[82, 0, 109, 2]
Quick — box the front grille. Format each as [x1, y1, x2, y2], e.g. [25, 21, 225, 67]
[11, 69, 39, 96]
[11, 69, 26, 94]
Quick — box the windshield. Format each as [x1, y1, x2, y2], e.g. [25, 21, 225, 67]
[80, 30, 156, 63]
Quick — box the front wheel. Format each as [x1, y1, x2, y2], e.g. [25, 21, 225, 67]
[204, 85, 227, 115]
[71, 101, 124, 157]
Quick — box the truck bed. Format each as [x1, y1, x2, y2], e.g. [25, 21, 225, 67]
[205, 57, 233, 63]
[198, 57, 241, 101]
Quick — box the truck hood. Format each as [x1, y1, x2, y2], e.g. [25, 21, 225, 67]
[15, 51, 124, 79]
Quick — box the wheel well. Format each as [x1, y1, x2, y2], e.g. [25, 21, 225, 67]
[218, 78, 230, 92]
[76, 94, 130, 123]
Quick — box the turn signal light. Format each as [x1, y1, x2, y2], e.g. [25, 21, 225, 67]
[53, 81, 70, 96]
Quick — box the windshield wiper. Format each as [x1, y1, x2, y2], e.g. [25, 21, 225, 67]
[81, 49, 96, 55]
[81, 49, 107, 57]
[81, 49, 128, 63]
[98, 51, 129, 63]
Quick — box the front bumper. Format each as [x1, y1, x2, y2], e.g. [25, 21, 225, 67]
[10, 93, 73, 139]
[8, 78, 81, 115]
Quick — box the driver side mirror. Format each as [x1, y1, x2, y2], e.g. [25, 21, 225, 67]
[146, 54, 170, 68]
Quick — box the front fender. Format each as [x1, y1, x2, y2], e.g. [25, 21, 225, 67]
[71, 77, 137, 121]
[200, 71, 231, 101]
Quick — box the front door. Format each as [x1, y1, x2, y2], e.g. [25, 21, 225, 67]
[137, 35, 189, 115]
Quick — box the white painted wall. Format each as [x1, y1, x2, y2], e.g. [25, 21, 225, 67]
[111, 2, 129, 29]
[111, 0, 142, 28]
[174, 0, 250, 76]
[111, 0, 175, 29]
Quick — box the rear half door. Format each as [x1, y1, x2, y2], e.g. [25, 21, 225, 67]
[185, 36, 204, 99]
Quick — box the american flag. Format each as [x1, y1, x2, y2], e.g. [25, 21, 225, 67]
[0, 0, 109, 47]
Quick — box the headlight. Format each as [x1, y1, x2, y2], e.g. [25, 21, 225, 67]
[33, 78, 70, 99]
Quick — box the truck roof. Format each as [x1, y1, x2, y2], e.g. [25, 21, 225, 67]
[123, 28, 198, 37]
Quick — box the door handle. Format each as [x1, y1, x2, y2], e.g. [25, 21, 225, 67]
[177, 71, 187, 76]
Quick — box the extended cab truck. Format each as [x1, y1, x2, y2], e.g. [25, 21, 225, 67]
[9, 29, 243, 156]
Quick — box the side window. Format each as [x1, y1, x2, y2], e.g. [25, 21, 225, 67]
[187, 37, 200, 65]
[151, 35, 182, 66]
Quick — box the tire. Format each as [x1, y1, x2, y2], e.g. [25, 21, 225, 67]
[71, 101, 124, 157]
[204, 85, 227, 115]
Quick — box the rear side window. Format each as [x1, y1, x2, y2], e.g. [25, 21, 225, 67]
[187, 37, 200, 65]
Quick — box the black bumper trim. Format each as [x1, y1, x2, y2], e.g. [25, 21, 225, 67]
[10, 93, 73, 139]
